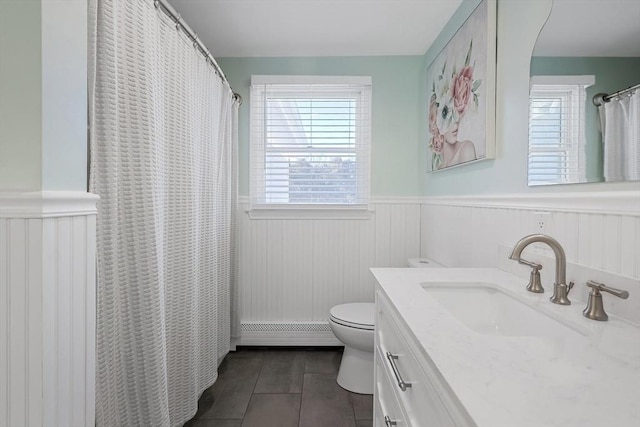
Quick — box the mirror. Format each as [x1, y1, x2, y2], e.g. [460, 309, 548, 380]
[528, 0, 640, 186]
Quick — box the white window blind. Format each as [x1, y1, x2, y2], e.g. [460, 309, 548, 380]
[250, 76, 372, 209]
[528, 76, 594, 185]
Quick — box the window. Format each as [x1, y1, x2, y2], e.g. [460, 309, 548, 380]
[250, 76, 371, 211]
[528, 75, 594, 185]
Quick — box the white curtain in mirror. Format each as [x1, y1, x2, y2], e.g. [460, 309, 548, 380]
[601, 91, 640, 181]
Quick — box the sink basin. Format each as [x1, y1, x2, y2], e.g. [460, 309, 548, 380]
[420, 282, 586, 338]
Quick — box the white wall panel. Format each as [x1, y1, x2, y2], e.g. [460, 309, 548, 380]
[41, 219, 57, 427]
[8, 219, 29, 427]
[0, 219, 7, 427]
[620, 216, 640, 279]
[421, 196, 640, 280]
[420, 196, 640, 322]
[576, 213, 591, 268]
[239, 192, 638, 342]
[26, 219, 43, 427]
[237, 200, 422, 338]
[0, 192, 97, 427]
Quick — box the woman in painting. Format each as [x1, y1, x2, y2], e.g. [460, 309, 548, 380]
[442, 122, 476, 168]
[428, 44, 481, 170]
[428, 92, 477, 169]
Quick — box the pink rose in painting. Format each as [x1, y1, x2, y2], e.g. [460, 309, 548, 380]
[452, 66, 473, 116]
[428, 98, 438, 135]
[430, 133, 444, 154]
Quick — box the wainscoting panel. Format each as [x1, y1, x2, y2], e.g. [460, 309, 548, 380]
[420, 193, 640, 324]
[239, 192, 639, 344]
[0, 218, 44, 427]
[420, 193, 640, 279]
[0, 192, 97, 427]
[237, 199, 421, 344]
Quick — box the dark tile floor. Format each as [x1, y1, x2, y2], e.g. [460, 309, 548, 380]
[184, 347, 373, 427]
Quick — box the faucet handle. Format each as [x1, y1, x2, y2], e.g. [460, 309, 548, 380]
[518, 258, 544, 293]
[518, 258, 542, 271]
[583, 281, 629, 321]
[586, 280, 629, 299]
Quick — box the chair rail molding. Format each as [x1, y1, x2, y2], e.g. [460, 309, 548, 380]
[0, 191, 99, 218]
[422, 191, 640, 216]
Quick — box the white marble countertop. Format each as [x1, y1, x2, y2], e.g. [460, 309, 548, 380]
[371, 267, 640, 427]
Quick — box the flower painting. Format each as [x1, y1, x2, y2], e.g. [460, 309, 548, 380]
[426, 0, 496, 171]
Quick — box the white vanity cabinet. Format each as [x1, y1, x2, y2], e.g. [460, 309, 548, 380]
[371, 268, 640, 427]
[373, 289, 474, 427]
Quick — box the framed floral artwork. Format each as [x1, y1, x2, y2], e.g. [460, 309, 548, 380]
[426, 0, 496, 171]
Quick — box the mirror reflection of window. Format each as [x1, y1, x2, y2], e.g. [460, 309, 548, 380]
[528, 0, 640, 186]
[528, 76, 594, 185]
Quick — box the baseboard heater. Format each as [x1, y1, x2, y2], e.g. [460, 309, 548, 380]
[239, 321, 341, 346]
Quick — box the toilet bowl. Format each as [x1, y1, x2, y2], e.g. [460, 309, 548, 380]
[329, 303, 375, 394]
[329, 258, 444, 394]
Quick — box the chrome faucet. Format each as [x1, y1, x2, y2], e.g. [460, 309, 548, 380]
[509, 234, 574, 305]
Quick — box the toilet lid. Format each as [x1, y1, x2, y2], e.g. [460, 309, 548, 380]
[330, 303, 375, 330]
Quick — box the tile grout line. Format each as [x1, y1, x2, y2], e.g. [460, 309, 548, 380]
[298, 362, 306, 427]
[241, 354, 266, 423]
[349, 394, 358, 427]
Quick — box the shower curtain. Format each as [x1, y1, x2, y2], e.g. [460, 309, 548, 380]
[89, 0, 238, 425]
[601, 91, 640, 181]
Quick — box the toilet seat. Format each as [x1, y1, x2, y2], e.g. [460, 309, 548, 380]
[329, 303, 374, 331]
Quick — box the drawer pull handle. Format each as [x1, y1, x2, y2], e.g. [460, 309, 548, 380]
[385, 351, 412, 391]
[384, 415, 398, 426]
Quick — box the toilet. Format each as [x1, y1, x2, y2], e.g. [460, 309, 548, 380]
[328, 258, 443, 394]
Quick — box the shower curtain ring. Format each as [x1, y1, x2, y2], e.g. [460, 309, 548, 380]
[175, 14, 181, 30]
[193, 35, 199, 49]
[154, 0, 159, 9]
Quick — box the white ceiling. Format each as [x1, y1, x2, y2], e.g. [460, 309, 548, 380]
[533, 0, 640, 57]
[169, 0, 463, 57]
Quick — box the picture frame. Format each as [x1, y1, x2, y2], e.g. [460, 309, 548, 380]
[426, 0, 497, 172]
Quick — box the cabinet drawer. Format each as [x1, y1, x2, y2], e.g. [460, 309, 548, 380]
[375, 348, 409, 427]
[376, 291, 456, 427]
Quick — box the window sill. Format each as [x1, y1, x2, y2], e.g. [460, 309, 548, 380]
[246, 205, 373, 220]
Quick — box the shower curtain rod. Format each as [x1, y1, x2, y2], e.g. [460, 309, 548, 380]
[155, 0, 242, 105]
[593, 83, 640, 107]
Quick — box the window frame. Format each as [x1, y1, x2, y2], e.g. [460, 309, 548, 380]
[249, 75, 372, 218]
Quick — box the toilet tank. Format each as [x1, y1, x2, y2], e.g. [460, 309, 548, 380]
[407, 258, 443, 268]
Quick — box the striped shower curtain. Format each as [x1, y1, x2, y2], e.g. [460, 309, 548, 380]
[601, 90, 640, 182]
[89, 0, 237, 425]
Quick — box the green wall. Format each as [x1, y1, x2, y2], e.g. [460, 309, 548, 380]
[0, 0, 43, 191]
[217, 56, 424, 197]
[530, 56, 640, 182]
[0, 0, 87, 192]
[219, 0, 639, 198]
